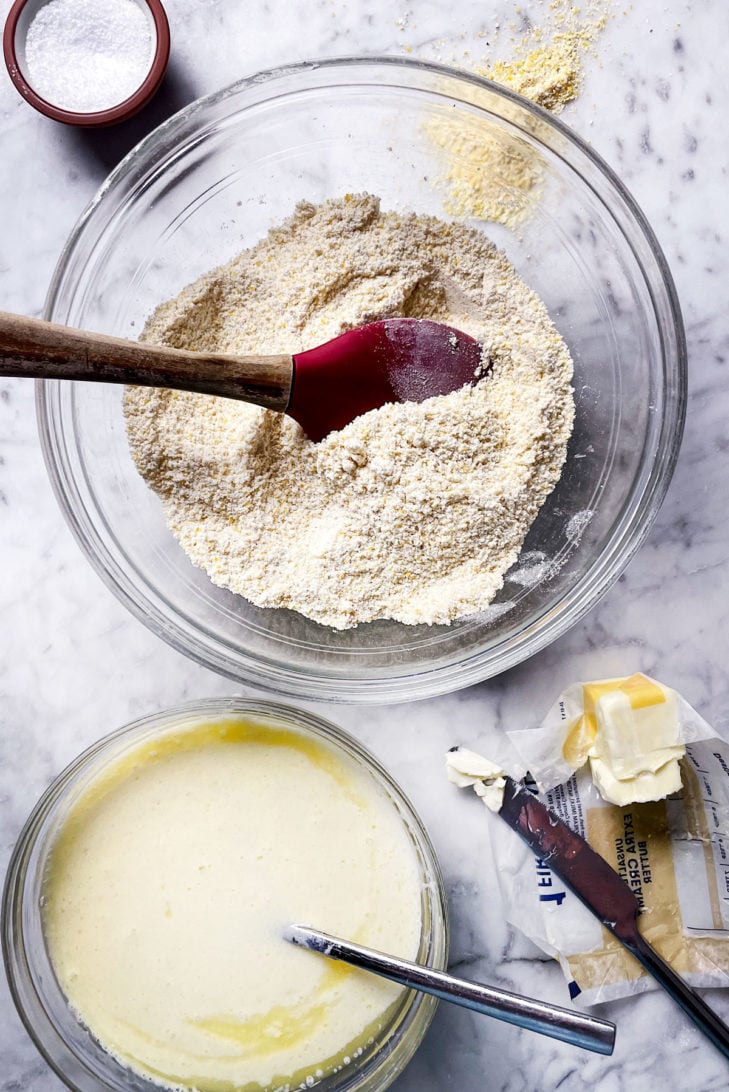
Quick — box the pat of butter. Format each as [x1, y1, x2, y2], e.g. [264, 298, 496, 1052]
[446, 747, 506, 812]
[589, 752, 683, 805]
[592, 688, 683, 778]
[585, 680, 685, 805]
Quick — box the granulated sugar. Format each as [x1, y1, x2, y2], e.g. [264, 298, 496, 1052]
[124, 195, 574, 630]
[25, 0, 153, 113]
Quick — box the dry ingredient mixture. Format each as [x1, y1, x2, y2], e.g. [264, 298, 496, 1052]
[24, 0, 153, 113]
[124, 194, 574, 630]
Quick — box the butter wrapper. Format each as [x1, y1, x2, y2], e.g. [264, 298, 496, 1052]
[506, 673, 714, 801]
[490, 738, 729, 1004]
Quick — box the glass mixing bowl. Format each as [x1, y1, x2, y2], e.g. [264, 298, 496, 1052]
[3, 698, 448, 1091]
[37, 58, 686, 703]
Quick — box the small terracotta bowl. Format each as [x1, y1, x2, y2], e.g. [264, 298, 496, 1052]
[3, 0, 170, 127]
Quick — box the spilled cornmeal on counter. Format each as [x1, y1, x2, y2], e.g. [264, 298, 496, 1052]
[42, 717, 423, 1090]
[125, 195, 574, 629]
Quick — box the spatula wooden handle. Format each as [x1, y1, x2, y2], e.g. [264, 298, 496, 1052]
[0, 310, 293, 411]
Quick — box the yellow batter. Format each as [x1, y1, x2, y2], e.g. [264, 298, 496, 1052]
[42, 717, 424, 1090]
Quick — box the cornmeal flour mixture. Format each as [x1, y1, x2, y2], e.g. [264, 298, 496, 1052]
[124, 195, 574, 630]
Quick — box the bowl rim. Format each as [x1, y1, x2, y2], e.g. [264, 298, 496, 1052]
[2, 695, 449, 1091]
[37, 55, 688, 703]
[2, 0, 170, 127]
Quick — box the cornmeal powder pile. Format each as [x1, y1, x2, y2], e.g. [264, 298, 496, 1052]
[429, 1, 610, 226]
[124, 195, 574, 630]
[484, 32, 586, 114]
[430, 120, 543, 230]
[478, 0, 610, 117]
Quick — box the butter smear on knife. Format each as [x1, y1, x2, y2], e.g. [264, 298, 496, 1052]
[446, 747, 507, 812]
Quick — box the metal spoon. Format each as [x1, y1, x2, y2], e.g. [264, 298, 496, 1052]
[0, 310, 485, 442]
[286, 924, 616, 1056]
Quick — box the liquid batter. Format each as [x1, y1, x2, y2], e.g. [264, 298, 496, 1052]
[42, 717, 424, 1090]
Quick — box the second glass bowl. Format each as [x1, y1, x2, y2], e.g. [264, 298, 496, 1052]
[2, 698, 448, 1091]
[37, 58, 686, 701]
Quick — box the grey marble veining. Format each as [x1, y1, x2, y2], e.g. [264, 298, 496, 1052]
[2, 1, 729, 1089]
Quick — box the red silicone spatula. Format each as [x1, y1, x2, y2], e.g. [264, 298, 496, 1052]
[0, 312, 485, 442]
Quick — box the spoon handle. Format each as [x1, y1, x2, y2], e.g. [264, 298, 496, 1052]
[0, 310, 292, 411]
[286, 924, 615, 1056]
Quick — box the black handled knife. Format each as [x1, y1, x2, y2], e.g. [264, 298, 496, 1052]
[498, 775, 729, 1060]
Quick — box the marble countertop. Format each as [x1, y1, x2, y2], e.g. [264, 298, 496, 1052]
[2, 1, 729, 1089]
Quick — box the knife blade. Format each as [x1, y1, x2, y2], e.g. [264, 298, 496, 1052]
[498, 775, 729, 1060]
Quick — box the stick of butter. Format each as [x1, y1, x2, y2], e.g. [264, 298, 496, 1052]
[562, 674, 685, 805]
[506, 672, 715, 806]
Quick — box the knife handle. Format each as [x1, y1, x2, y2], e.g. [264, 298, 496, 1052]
[498, 776, 729, 1060]
[624, 930, 729, 1060]
[288, 924, 616, 1055]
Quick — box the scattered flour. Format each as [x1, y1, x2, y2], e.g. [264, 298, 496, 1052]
[124, 195, 574, 630]
[566, 509, 594, 541]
